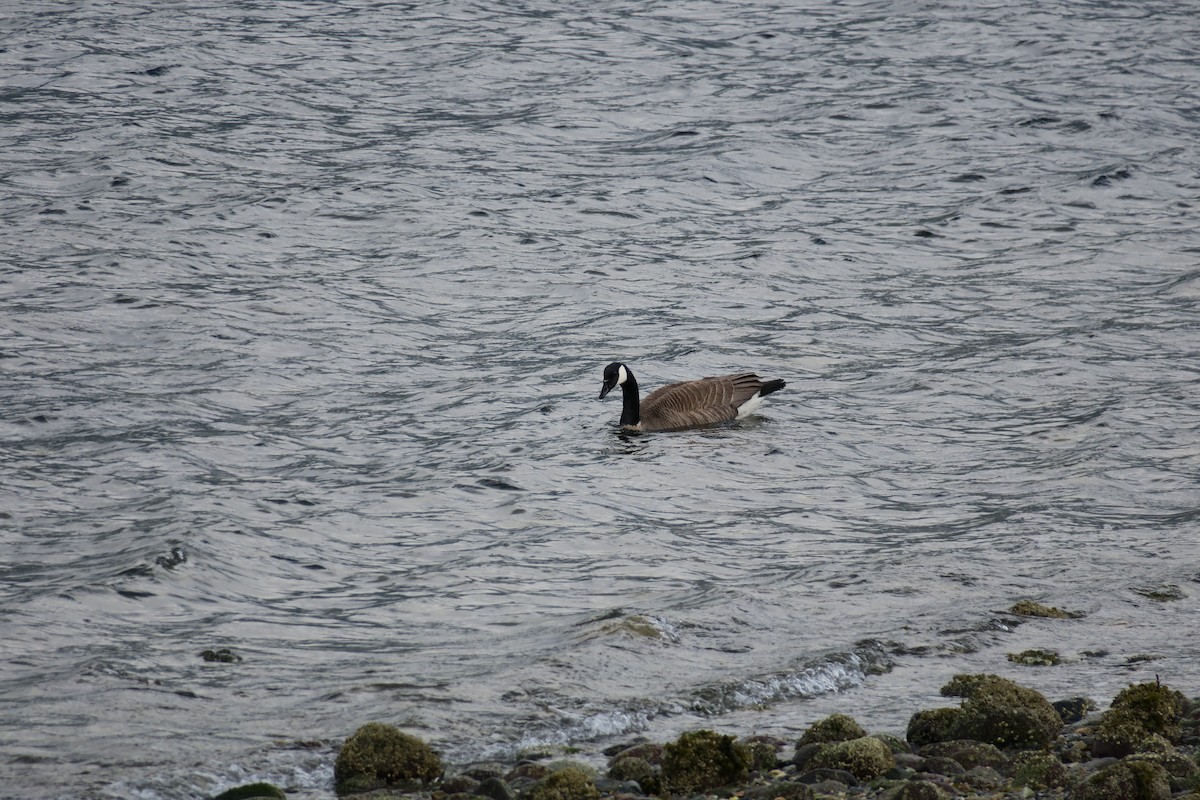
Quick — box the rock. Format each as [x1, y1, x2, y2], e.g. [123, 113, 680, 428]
[796, 713, 867, 746]
[526, 766, 600, 800]
[1127, 748, 1200, 792]
[1007, 649, 1063, 666]
[1110, 681, 1187, 740]
[1008, 600, 1083, 618]
[606, 757, 658, 794]
[742, 781, 815, 800]
[659, 730, 751, 795]
[463, 763, 508, 782]
[441, 774, 481, 795]
[888, 780, 948, 800]
[796, 766, 858, 786]
[917, 739, 1006, 770]
[939, 673, 1063, 749]
[917, 756, 964, 777]
[742, 736, 782, 771]
[333, 722, 443, 796]
[872, 733, 912, 754]
[1054, 697, 1097, 723]
[606, 742, 663, 766]
[476, 776, 515, 800]
[906, 708, 964, 748]
[200, 648, 242, 663]
[960, 765, 1003, 789]
[1010, 750, 1067, 789]
[211, 783, 286, 800]
[505, 763, 552, 782]
[805, 736, 895, 781]
[1069, 760, 1171, 800]
[792, 742, 824, 770]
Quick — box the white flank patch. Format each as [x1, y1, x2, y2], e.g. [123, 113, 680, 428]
[735, 391, 764, 419]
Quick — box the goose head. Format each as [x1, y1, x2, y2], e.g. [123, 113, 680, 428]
[599, 362, 628, 400]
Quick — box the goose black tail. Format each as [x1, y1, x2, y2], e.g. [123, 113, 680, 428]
[760, 379, 786, 396]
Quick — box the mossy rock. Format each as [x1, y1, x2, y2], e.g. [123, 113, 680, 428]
[1011, 751, 1066, 790]
[1054, 697, 1098, 723]
[742, 737, 781, 771]
[805, 736, 895, 781]
[1007, 649, 1062, 666]
[1009, 600, 1083, 618]
[798, 713, 868, 746]
[1069, 760, 1171, 800]
[940, 673, 1062, 749]
[872, 733, 912, 754]
[212, 783, 286, 800]
[1111, 681, 1187, 741]
[607, 756, 659, 793]
[1128, 748, 1200, 792]
[334, 722, 443, 796]
[917, 739, 1005, 770]
[660, 730, 751, 795]
[526, 766, 599, 800]
[906, 707, 964, 747]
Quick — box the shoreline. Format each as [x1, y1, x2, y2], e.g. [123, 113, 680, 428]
[215, 673, 1200, 800]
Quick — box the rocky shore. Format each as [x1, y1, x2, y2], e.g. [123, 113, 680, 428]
[213, 669, 1200, 800]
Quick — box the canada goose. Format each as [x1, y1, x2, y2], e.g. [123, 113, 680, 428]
[599, 362, 785, 432]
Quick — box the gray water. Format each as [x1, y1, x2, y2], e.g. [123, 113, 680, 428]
[2, 1, 1199, 797]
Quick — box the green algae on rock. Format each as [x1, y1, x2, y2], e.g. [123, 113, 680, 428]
[334, 722, 443, 796]
[659, 730, 751, 795]
[1010, 750, 1067, 789]
[805, 735, 895, 780]
[526, 766, 600, 800]
[1093, 680, 1189, 757]
[797, 713, 868, 746]
[1070, 759, 1171, 800]
[1007, 648, 1063, 666]
[939, 673, 1063, 749]
[211, 782, 286, 800]
[906, 707, 964, 747]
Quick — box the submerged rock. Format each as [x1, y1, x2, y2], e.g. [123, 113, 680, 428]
[1007, 648, 1063, 666]
[334, 722, 443, 796]
[1008, 600, 1083, 618]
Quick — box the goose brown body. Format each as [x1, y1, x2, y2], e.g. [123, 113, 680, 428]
[599, 363, 785, 432]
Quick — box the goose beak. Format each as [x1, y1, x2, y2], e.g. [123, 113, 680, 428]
[599, 382, 614, 400]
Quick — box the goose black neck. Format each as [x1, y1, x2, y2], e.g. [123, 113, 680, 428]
[619, 373, 641, 426]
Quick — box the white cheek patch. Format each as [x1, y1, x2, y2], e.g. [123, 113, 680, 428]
[617, 365, 628, 385]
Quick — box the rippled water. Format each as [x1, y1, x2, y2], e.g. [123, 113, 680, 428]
[3, 1, 1200, 797]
